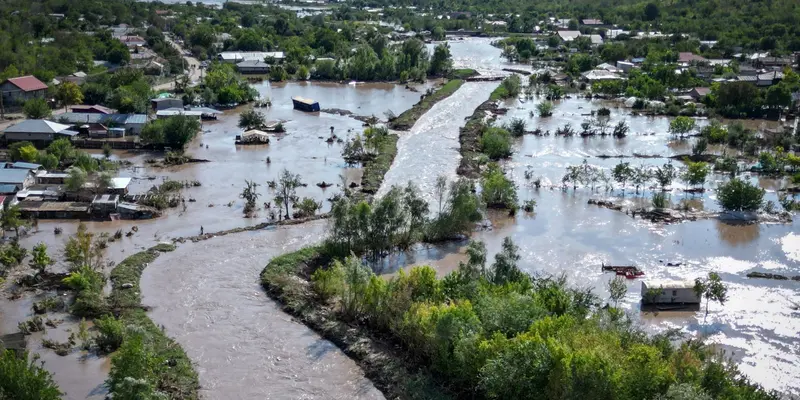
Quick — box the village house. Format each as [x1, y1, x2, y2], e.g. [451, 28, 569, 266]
[236, 60, 270, 74]
[556, 30, 581, 42]
[581, 69, 623, 81]
[641, 280, 701, 305]
[688, 87, 711, 101]
[217, 51, 286, 63]
[2, 120, 78, 146]
[678, 52, 708, 65]
[119, 35, 147, 49]
[581, 19, 606, 27]
[0, 168, 35, 192]
[616, 61, 635, 73]
[57, 113, 147, 137]
[0, 75, 48, 107]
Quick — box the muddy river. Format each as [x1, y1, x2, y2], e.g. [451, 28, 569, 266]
[1, 37, 798, 398]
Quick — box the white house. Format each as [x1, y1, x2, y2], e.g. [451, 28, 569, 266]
[641, 280, 701, 305]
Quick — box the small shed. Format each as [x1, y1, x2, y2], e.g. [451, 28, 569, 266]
[109, 177, 132, 195]
[641, 280, 701, 305]
[292, 96, 320, 112]
[151, 97, 184, 111]
[91, 194, 120, 215]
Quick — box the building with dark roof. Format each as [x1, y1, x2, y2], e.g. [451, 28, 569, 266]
[236, 60, 270, 74]
[0, 75, 48, 106]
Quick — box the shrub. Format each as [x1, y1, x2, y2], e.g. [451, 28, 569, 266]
[652, 192, 668, 209]
[480, 127, 513, 160]
[311, 263, 345, 302]
[506, 118, 526, 137]
[95, 315, 126, 354]
[537, 101, 554, 117]
[0, 350, 62, 400]
[716, 178, 765, 212]
[481, 164, 518, 210]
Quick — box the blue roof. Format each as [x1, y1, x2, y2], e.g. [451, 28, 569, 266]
[0, 169, 32, 185]
[56, 113, 147, 126]
[0, 184, 19, 193]
[10, 162, 42, 170]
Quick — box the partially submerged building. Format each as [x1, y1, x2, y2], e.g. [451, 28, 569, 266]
[641, 280, 701, 305]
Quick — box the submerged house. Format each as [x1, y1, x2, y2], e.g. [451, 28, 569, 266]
[292, 96, 320, 112]
[641, 280, 701, 305]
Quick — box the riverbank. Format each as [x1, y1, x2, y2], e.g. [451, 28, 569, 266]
[389, 79, 464, 130]
[457, 98, 502, 178]
[360, 134, 399, 196]
[108, 243, 199, 399]
[260, 247, 452, 400]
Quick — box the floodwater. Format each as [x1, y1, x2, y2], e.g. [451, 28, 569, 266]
[430, 37, 529, 75]
[378, 82, 496, 203]
[379, 92, 800, 395]
[140, 220, 384, 399]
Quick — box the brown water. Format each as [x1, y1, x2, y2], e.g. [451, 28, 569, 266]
[140, 220, 384, 399]
[378, 82, 497, 201]
[3, 38, 798, 397]
[378, 91, 800, 395]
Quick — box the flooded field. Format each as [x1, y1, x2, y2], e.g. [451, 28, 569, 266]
[140, 220, 384, 400]
[1, 37, 798, 398]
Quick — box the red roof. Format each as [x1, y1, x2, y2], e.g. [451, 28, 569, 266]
[5, 75, 48, 92]
[678, 52, 708, 63]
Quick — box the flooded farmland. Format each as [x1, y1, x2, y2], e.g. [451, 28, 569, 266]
[1, 37, 798, 398]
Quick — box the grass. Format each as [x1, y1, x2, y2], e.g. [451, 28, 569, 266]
[488, 84, 510, 101]
[449, 69, 477, 79]
[260, 247, 452, 400]
[108, 243, 199, 399]
[360, 134, 398, 195]
[389, 79, 464, 130]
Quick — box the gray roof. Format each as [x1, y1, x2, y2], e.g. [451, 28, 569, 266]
[57, 113, 147, 125]
[3, 120, 71, 134]
[237, 60, 270, 68]
[10, 162, 42, 170]
[737, 75, 758, 82]
[0, 169, 32, 185]
[0, 184, 19, 193]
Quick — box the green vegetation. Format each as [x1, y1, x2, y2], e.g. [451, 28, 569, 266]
[489, 75, 521, 101]
[105, 244, 199, 399]
[22, 98, 52, 119]
[479, 127, 513, 160]
[263, 233, 778, 400]
[389, 79, 463, 130]
[140, 115, 201, 150]
[238, 109, 266, 130]
[536, 101, 554, 117]
[450, 68, 477, 79]
[481, 163, 518, 210]
[360, 129, 399, 195]
[716, 178, 765, 212]
[0, 351, 62, 400]
[195, 62, 258, 105]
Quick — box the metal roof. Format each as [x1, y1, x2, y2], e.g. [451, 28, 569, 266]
[0, 169, 32, 184]
[0, 184, 18, 193]
[111, 177, 131, 189]
[642, 280, 696, 290]
[4, 75, 48, 92]
[10, 162, 42, 170]
[3, 120, 71, 134]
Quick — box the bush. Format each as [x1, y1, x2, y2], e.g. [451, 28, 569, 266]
[0, 350, 62, 400]
[480, 127, 512, 159]
[716, 178, 765, 212]
[95, 315, 125, 354]
[311, 263, 344, 302]
[537, 101, 554, 117]
[506, 118, 526, 137]
[652, 192, 668, 209]
[482, 164, 518, 210]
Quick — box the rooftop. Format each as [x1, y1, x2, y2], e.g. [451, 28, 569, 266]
[111, 177, 132, 189]
[642, 280, 696, 290]
[10, 162, 42, 170]
[557, 31, 581, 41]
[0, 169, 32, 184]
[581, 19, 603, 25]
[17, 201, 90, 212]
[3, 75, 48, 92]
[3, 120, 72, 134]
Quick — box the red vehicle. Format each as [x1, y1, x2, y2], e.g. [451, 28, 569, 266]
[602, 263, 645, 278]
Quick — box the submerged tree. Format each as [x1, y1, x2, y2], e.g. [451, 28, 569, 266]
[607, 276, 627, 308]
[0, 203, 23, 238]
[274, 169, 302, 219]
[654, 162, 679, 191]
[241, 180, 260, 215]
[29, 243, 54, 275]
[694, 272, 728, 323]
[715, 178, 765, 212]
[612, 162, 635, 194]
[238, 109, 265, 130]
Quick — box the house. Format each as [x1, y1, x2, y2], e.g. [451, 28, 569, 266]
[8, 162, 43, 170]
[119, 35, 146, 48]
[606, 29, 629, 39]
[70, 105, 114, 114]
[236, 60, 270, 74]
[757, 71, 784, 87]
[738, 64, 758, 76]
[104, 114, 147, 135]
[596, 63, 620, 73]
[156, 108, 203, 119]
[641, 280, 701, 305]
[589, 34, 603, 46]
[151, 98, 183, 111]
[581, 19, 604, 26]
[581, 69, 623, 81]
[1, 76, 48, 107]
[0, 185, 18, 195]
[17, 201, 90, 219]
[736, 75, 758, 84]
[292, 97, 320, 112]
[0, 169, 35, 191]
[688, 87, 711, 101]
[35, 171, 69, 185]
[557, 30, 582, 42]
[678, 52, 708, 64]
[754, 56, 793, 69]
[91, 194, 120, 215]
[2, 120, 78, 146]
[218, 51, 285, 63]
[57, 113, 147, 136]
[109, 177, 131, 195]
[616, 61, 635, 73]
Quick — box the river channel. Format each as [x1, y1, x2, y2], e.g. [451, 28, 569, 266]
[1, 37, 798, 398]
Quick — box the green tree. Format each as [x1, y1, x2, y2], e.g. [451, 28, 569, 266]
[9, 141, 35, 161]
[537, 101, 554, 117]
[23, 98, 51, 119]
[644, 3, 660, 20]
[608, 276, 627, 307]
[491, 237, 524, 285]
[612, 162, 635, 194]
[46, 138, 75, 161]
[17, 144, 39, 163]
[428, 43, 453, 77]
[55, 81, 84, 111]
[765, 83, 792, 109]
[694, 272, 728, 322]
[37, 153, 58, 170]
[29, 243, 53, 275]
[682, 160, 710, 189]
[482, 163, 518, 210]
[480, 127, 512, 159]
[238, 109, 265, 130]
[65, 167, 87, 192]
[715, 178, 765, 212]
[163, 115, 200, 149]
[654, 163, 679, 190]
[0, 203, 23, 238]
[0, 350, 62, 400]
[669, 116, 696, 138]
[241, 180, 260, 215]
[274, 169, 302, 219]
